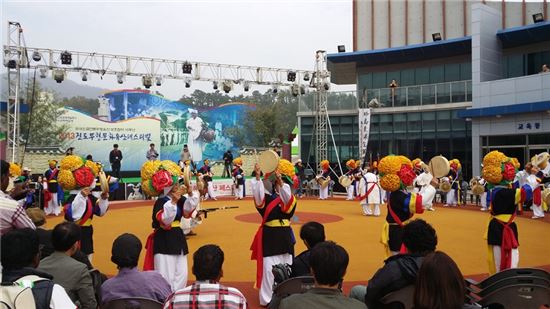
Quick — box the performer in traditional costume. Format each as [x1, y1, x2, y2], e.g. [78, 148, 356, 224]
[317, 160, 331, 200]
[141, 160, 199, 291]
[379, 155, 431, 258]
[482, 151, 534, 274]
[250, 159, 297, 306]
[413, 163, 437, 212]
[358, 165, 382, 216]
[87, 161, 119, 200]
[344, 159, 360, 200]
[445, 159, 461, 207]
[198, 159, 217, 200]
[59, 155, 109, 262]
[233, 157, 245, 200]
[43, 160, 62, 216]
[531, 153, 550, 219]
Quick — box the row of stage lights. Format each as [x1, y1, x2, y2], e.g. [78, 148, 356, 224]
[27, 51, 321, 96]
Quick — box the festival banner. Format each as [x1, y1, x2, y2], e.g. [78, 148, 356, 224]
[358, 108, 371, 161]
[57, 107, 161, 171]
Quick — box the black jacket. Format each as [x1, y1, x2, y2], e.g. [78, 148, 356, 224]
[291, 250, 311, 277]
[365, 254, 424, 309]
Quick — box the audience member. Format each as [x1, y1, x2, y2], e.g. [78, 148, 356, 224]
[37, 222, 97, 309]
[101, 233, 171, 304]
[350, 219, 437, 309]
[26, 207, 54, 258]
[279, 241, 366, 309]
[163, 244, 248, 308]
[291, 221, 326, 277]
[146, 143, 159, 161]
[1, 228, 75, 308]
[414, 251, 478, 309]
[541, 64, 550, 73]
[0, 160, 35, 235]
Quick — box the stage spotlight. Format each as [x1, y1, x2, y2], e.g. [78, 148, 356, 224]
[303, 72, 310, 81]
[182, 61, 192, 74]
[533, 13, 544, 23]
[243, 81, 250, 92]
[287, 71, 296, 82]
[6, 60, 17, 69]
[300, 84, 306, 95]
[432, 33, 442, 41]
[81, 70, 89, 82]
[142, 75, 153, 89]
[32, 51, 42, 62]
[272, 85, 278, 94]
[53, 69, 65, 83]
[61, 51, 72, 65]
[116, 72, 125, 84]
[212, 81, 218, 90]
[39, 67, 48, 78]
[155, 76, 163, 86]
[222, 80, 233, 93]
[323, 82, 330, 91]
[185, 78, 192, 88]
[337, 45, 346, 53]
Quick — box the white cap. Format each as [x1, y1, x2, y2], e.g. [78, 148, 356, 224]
[23, 167, 31, 172]
[188, 108, 198, 114]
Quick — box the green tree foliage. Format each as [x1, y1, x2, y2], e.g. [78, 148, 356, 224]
[59, 96, 100, 115]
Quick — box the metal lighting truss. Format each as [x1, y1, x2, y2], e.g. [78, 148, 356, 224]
[4, 21, 330, 166]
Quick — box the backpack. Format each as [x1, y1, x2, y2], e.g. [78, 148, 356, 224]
[1, 275, 54, 309]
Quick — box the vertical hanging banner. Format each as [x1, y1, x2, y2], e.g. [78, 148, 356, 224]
[358, 108, 371, 160]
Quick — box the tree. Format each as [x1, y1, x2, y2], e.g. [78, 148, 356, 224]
[60, 96, 100, 115]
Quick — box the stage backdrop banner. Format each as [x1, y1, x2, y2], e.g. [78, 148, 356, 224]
[57, 107, 161, 171]
[358, 108, 371, 160]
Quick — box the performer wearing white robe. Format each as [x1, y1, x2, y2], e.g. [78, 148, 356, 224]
[359, 171, 382, 216]
[185, 109, 204, 165]
[414, 172, 436, 211]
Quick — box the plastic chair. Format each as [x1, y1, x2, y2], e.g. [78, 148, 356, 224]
[101, 297, 163, 309]
[473, 283, 550, 309]
[466, 268, 550, 291]
[379, 285, 415, 309]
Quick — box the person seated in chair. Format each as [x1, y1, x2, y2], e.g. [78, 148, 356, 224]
[163, 244, 248, 308]
[291, 221, 326, 277]
[101, 233, 171, 305]
[349, 219, 437, 309]
[279, 241, 366, 309]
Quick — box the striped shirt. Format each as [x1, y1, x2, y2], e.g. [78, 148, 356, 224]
[0, 191, 35, 235]
[163, 281, 247, 309]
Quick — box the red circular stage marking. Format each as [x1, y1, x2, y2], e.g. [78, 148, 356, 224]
[235, 212, 343, 224]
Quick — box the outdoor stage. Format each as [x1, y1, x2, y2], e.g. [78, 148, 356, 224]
[44, 197, 550, 309]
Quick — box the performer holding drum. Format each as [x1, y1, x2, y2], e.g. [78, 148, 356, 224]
[444, 159, 462, 207]
[198, 159, 217, 201]
[250, 150, 297, 306]
[531, 152, 550, 219]
[343, 159, 361, 200]
[316, 160, 331, 200]
[412, 159, 437, 211]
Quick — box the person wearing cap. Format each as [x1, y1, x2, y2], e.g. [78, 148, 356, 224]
[186, 109, 204, 165]
[43, 159, 62, 216]
[198, 159, 217, 200]
[294, 159, 305, 198]
[232, 158, 245, 200]
[22, 167, 32, 182]
[344, 159, 361, 201]
[317, 160, 331, 200]
[101, 233, 171, 305]
[109, 144, 123, 178]
[250, 160, 297, 306]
